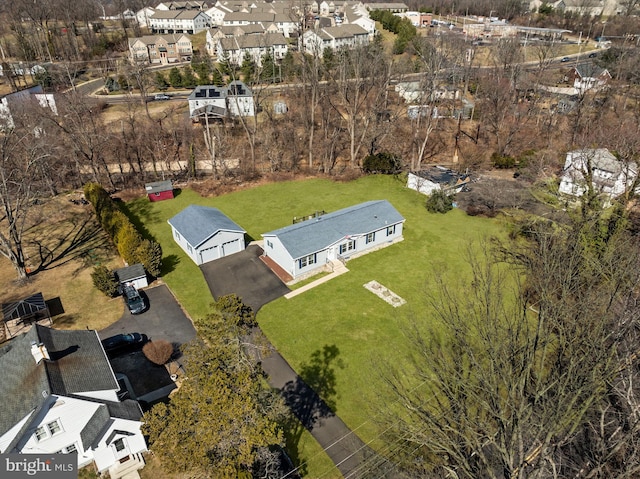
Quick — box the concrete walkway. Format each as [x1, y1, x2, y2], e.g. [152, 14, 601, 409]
[285, 261, 349, 299]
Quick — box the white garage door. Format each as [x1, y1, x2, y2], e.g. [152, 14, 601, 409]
[221, 239, 240, 257]
[199, 245, 219, 264]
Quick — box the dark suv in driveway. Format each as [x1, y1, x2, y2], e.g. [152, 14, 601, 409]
[123, 284, 146, 314]
[101, 333, 148, 354]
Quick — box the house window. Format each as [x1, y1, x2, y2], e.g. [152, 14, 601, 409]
[35, 420, 62, 442]
[339, 240, 356, 254]
[114, 439, 126, 452]
[47, 420, 62, 435]
[35, 426, 48, 442]
[366, 232, 375, 244]
[299, 254, 316, 268]
[175, 230, 181, 240]
[266, 240, 273, 248]
[57, 443, 77, 454]
[187, 245, 193, 254]
[386, 225, 396, 236]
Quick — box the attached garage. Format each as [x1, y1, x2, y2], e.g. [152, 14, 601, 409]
[168, 205, 246, 265]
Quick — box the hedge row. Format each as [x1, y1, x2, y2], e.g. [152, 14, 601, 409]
[84, 183, 162, 277]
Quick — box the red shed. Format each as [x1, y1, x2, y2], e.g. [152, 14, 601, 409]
[145, 180, 174, 202]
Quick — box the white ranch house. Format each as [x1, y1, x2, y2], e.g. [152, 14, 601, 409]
[0, 325, 147, 477]
[168, 205, 246, 265]
[558, 149, 639, 200]
[262, 200, 405, 280]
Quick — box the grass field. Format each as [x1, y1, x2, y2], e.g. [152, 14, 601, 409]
[125, 174, 505, 476]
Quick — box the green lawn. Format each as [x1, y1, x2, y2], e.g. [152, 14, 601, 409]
[126, 175, 504, 476]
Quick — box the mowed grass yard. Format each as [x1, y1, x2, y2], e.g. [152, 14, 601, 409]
[126, 175, 504, 475]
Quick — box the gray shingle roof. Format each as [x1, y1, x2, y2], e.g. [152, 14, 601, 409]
[80, 404, 111, 451]
[168, 205, 246, 248]
[263, 200, 404, 259]
[219, 32, 287, 50]
[145, 180, 173, 194]
[0, 327, 49, 441]
[128, 34, 190, 47]
[37, 326, 118, 396]
[0, 325, 118, 439]
[188, 84, 228, 101]
[114, 264, 147, 284]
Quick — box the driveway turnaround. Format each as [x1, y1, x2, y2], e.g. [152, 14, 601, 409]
[200, 244, 289, 312]
[99, 284, 196, 347]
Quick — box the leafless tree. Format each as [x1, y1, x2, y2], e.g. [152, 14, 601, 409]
[383, 214, 640, 478]
[330, 44, 393, 168]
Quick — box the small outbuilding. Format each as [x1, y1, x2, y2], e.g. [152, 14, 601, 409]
[114, 263, 149, 290]
[145, 180, 174, 202]
[168, 205, 246, 265]
[407, 166, 470, 196]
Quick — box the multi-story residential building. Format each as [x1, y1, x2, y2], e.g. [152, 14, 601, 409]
[300, 24, 369, 55]
[188, 81, 255, 121]
[0, 325, 147, 477]
[217, 33, 288, 66]
[149, 9, 210, 34]
[128, 34, 193, 64]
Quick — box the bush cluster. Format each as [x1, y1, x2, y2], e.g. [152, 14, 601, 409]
[426, 189, 454, 214]
[84, 183, 162, 277]
[362, 152, 401, 174]
[91, 265, 119, 297]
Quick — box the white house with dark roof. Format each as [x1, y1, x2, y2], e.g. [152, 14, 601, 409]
[262, 200, 405, 280]
[0, 325, 147, 476]
[187, 81, 255, 120]
[558, 149, 639, 200]
[168, 205, 246, 265]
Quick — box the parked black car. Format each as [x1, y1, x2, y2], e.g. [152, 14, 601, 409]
[101, 333, 148, 353]
[123, 284, 146, 314]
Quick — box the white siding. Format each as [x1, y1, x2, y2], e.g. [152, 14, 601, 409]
[407, 172, 441, 195]
[92, 418, 147, 473]
[171, 225, 199, 264]
[263, 236, 295, 277]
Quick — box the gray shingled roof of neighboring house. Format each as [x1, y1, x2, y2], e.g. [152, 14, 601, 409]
[151, 9, 203, 19]
[574, 63, 609, 79]
[0, 325, 119, 443]
[188, 84, 228, 101]
[219, 32, 287, 50]
[128, 34, 188, 47]
[321, 24, 368, 39]
[263, 200, 405, 260]
[37, 326, 118, 396]
[0, 327, 50, 440]
[80, 404, 111, 452]
[145, 180, 173, 194]
[225, 11, 275, 21]
[114, 264, 147, 284]
[168, 205, 246, 249]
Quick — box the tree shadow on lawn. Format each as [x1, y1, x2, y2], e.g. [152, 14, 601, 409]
[118, 199, 163, 243]
[160, 254, 180, 276]
[27, 212, 111, 274]
[281, 345, 343, 476]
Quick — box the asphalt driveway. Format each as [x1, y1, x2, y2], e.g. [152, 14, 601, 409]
[99, 283, 196, 347]
[200, 244, 289, 312]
